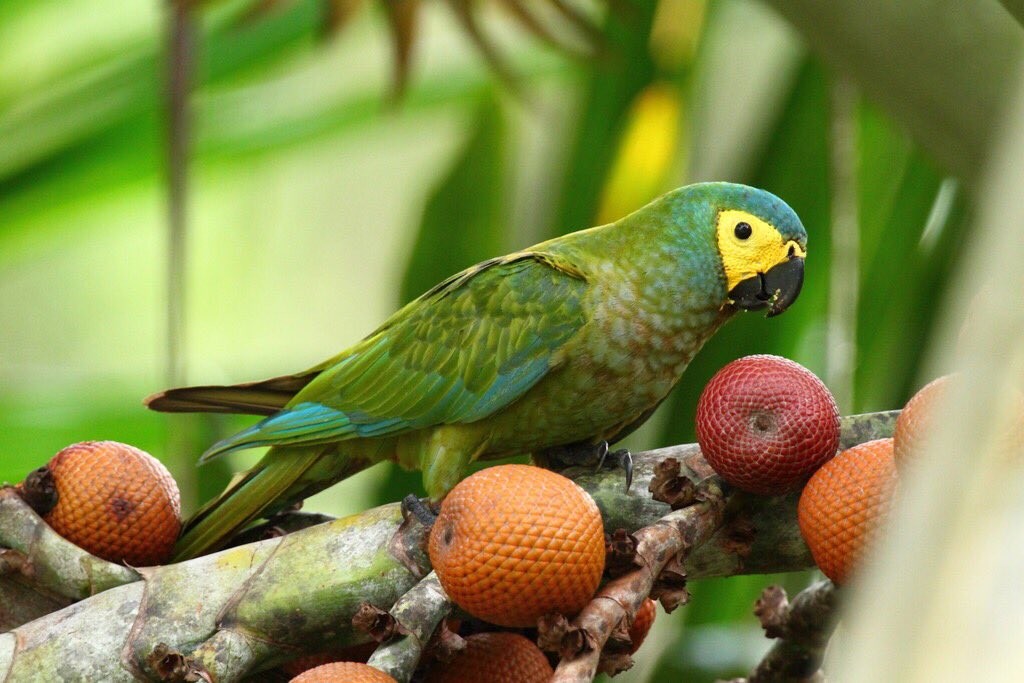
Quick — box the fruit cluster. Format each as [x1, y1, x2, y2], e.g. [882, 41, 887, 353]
[282, 464, 607, 681]
[695, 354, 896, 584]
[13, 355, 993, 682]
[696, 354, 889, 585]
[695, 355, 1023, 586]
[10, 442, 620, 682]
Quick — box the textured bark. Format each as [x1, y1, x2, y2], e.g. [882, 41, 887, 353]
[0, 503, 429, 681]
[365, 572, 451, 682]
[0, 411, 895, 681]
[0, 576, 71, 633]
[725, 580, 839, 683]
[0, 489, 140, 602]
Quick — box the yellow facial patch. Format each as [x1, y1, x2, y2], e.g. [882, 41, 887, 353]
[715, 209, 806, 292]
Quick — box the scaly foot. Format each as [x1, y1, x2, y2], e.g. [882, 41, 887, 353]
[593, 441, 633, 493]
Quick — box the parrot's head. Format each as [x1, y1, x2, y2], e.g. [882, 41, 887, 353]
[697, 182, 808, 317]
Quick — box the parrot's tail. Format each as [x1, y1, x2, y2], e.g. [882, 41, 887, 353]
[144, 370, 322, 416]
[172, 445, 324, 561]
[172, 441, 379, 561]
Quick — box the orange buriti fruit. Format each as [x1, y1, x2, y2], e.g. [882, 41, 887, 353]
[628, 598, 657, 654]
[895, 375, 1024, 468]
[280, 642, 377, 678]
[797, 438, 897, 585]
[39, 441, 181, 566]
[696, 355, 840, 495]
[423, 632, 553, 683]
[428, 464, 605, 628]
[289, 662, 396, 683]
[893, 375, 951, 468]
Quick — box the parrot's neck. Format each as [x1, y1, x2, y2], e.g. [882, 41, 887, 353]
[548, 212, 733, 387]
[614, 224, 732, 369]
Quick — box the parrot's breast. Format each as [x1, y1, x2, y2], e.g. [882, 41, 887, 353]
[481, 264, 731, 454]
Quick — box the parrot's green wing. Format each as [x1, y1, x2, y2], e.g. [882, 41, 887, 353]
[199, 252, 590, 462]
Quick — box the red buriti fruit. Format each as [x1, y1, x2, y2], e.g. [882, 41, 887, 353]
[696, 355, 841, 495]
[797, 438, 898, 584]
[628, 598, 657, 653]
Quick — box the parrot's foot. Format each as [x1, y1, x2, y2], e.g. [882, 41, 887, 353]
[401, 493, 437, 527]
[594, 441, 633, 493]
[533, 440, 633, 492]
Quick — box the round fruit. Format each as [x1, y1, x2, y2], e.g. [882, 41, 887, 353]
[423, 632, 553, 683]
[428, 464, 605, 628]
[289, 662, 396, 683]
[696, 355, 841, 495]
[628, 598, 657, 654]
[38, 441, 181, 566]
[281, 643, 377, 678]
[797, 438, 897, 584]
[895, 375, 1024, 468]
[893, 375, 951, 468]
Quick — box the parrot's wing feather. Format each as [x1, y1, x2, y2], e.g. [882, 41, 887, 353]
[200, 252, 589, 461]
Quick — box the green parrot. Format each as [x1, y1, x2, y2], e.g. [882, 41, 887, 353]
[148, 182, 807, 560]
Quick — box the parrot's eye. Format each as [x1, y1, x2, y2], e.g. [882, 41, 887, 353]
[734, 222, 752, 240]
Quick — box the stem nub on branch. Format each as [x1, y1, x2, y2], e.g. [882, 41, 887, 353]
[733, 580, 840, 683]
[365, 572, 451, 682]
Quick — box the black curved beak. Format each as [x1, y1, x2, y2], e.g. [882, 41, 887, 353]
[729, 256, 805, 317]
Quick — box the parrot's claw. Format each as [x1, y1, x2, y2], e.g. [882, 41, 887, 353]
[594, 441, 633, 493]
[401, 493, 437, 527]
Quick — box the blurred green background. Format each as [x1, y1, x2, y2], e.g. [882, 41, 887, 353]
[1, 0, 1021, 679]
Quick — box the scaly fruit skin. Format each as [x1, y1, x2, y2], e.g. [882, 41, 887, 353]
[429, 465, 605, 628]
[289, 662, 396, 683]
[147, 182, 809, 559]
[797, 438, 897, 585]
[280, 643, 376, 678]
[423, 632, 553, 683]
[895, 374, 1024, 469]
[629, 598, 658, 653]
[893, 375, 951, 468]
[42, 441, 181, 566]
[696, 355, 840, 495]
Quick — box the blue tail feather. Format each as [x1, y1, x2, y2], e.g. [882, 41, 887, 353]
[197, 402, 356, 464]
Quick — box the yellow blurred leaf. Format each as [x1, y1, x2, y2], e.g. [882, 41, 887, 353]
[596, 81, 683, 224]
